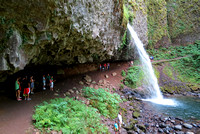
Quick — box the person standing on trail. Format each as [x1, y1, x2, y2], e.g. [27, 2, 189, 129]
[43, 75, 46, 90]
[23, 76, 31, 101]
[150, 56, 154, 62]
[30, 76, 35, 94]
[99, 64, 102, 71]
[107, 63, 110, 70]
[118, 112, 123, 132]
[46, 74, 51, 88]
[104, 63, 107, 70]
[15, 77, 21, 101]
[50, 76, 55, 91]
[114, 120, 119, 134]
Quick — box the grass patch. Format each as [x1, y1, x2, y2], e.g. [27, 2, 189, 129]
[82, 87, 122, 119]
[32, 97, 108, 133]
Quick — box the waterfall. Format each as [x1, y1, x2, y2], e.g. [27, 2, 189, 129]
[127, 23, 176, 106]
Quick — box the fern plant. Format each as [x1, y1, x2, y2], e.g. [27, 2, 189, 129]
[32, 97, 108, 133]
[82, 87, 122, 119]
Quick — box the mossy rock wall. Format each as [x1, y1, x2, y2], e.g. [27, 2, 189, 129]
[147, 0, 170, 49]
[0, 0, 131, 81]
[147, 0, 200, 48]
[167, 0, 200, 45]
[0, 0, 199, 82]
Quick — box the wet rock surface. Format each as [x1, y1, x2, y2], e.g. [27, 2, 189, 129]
[119, 88, 200, 134]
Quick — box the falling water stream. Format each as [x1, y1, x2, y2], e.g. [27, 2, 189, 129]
[127, 23, 176, 106]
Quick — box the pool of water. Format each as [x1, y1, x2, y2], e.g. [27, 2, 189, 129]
[147, 96, 200, 121]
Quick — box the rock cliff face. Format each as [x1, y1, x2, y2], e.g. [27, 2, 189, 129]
[0, 0, 123, 68]
[167, 0, 200, 45]
[0, 0, 199, 81]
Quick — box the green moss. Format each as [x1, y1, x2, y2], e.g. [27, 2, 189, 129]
[147, 0, 170, 48]
[122, 4, 130, 27]
[160, 83, 184, 94]
[130, 119, 138, 124]
[132, 111, 140, 118]
[138, 124, 146, 132]
[163, 64, 175, 80]
[167, 0, 200, 38]
[153, 67, 160, 80]
[121, 107, 127, 114]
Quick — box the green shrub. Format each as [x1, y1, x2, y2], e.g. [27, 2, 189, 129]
[147, 42, 199, 60]
[32, 97, 108, 133]
[121, 70, 126, 77]
[120, 84, 124, 89]
[147, 42, 200, 85]
[170, 56, 200, 84]
[124, 66, 144, 88]
[82, 87, 122, 119]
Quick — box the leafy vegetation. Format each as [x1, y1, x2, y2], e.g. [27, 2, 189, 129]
[82, 87, 122, 119]
[148, 41, 200, 84]
[170, 56, 200, 84]
[121, 70, 126, 77]
[123, 66, 144, 88]
[147, 42, 199, 60]
[32, 97, 108, 133]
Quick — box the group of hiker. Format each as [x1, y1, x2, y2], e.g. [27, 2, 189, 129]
[43, 74, 56, 91]
[99, 63, 110, 71]
[15, 76, 34, 101]
[15, 74, 55, 101]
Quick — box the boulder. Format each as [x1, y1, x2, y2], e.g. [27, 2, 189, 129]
[69, 89, 74, 94]
[158, 128, 163, 133]
[79, 81, 84, 85]
[84, 75, 92, 83]
[92, 81, 96, 84]
[127, 130, 136, 134]
[105, 74, 109, 78]
[186, 132, 194, 134]
[183, 123, 193, 129]
[103, 79, 107, 85]
[65, 92, 71, 96]
[89, 85, 94, 88]
[54, 93, 59, 96]
[159, 123, 166, 128]
[170, 120, 175, 124]
[175, 131, 184, 134]
[132, 111, 140, 118]
[99, 80, 103, 84]
[112, 72, 117, 76]
[174, 125, 182, 130]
